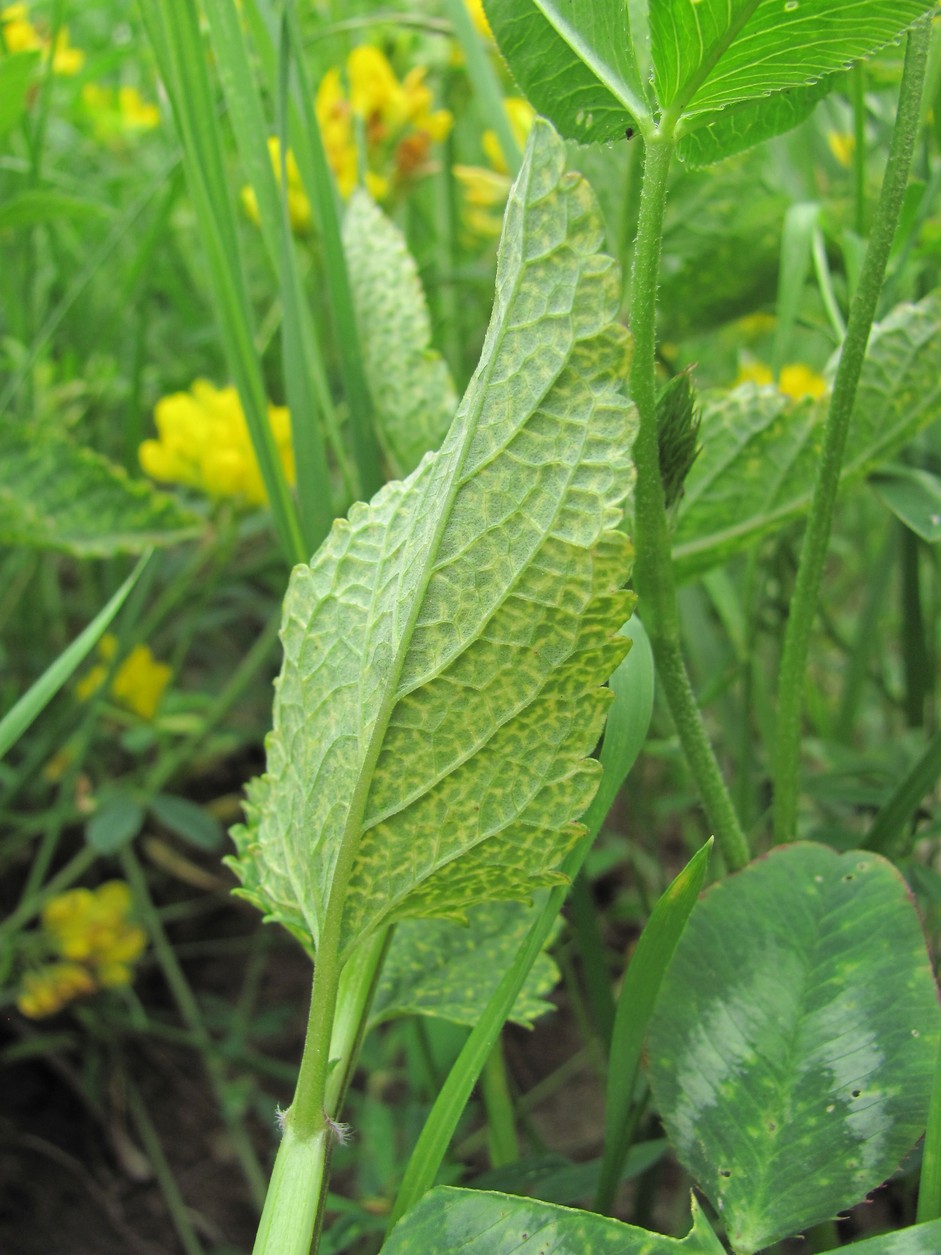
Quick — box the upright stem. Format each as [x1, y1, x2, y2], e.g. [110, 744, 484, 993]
[629, 134, 749, 872]
[771, 20, 931, 843]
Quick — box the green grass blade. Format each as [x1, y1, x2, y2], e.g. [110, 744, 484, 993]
[594, 837, 713, 1214]
[444, 0, 522, 174]
[240, 0, 382, 499]
[138, 0, 306, 566]
[0, 551, 152, 760]
[772, 202, 819, 373]
[201, 0, 335, 552]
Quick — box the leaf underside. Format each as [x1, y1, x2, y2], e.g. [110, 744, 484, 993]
[0, 421, 201, 556]
[229, 121, 637, 963]
[369, 900, 561, 1031]
[671, 293, 941, 582]
[343, 191, 457, 478]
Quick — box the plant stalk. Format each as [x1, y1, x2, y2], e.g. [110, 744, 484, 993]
[771, 18, 932, 843]
[629, 134, 749, 872]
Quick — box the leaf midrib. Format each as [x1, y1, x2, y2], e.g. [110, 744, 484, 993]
[321, 143, 583, 956]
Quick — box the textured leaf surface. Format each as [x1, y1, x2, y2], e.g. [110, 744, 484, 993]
[671, 293, 941, 582]
[382, 1187, 725, 1254]
[343, 192, 457, 477]
[369, 901, 559, 1030]
[484, 0, 648, 144]
[229, 121, 636, 962]
[0, 422, 202, 556]
[647, 843, 941, 1254]
[652, 0, 933, 125]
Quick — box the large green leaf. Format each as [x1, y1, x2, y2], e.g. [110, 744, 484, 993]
[647, 843, 941, 1254]
[382, 1187, 725, 1254]
[0, 422, 202, 556]
[483, 0, 649, 144]
[671, 293, 941, 582]
[343, 192, 457, 478]
[652, 0, 933, 124]
[369, 901, 560, 1031]
[228, 121, 636, 963]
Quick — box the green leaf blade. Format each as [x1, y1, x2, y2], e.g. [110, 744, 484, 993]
[343, 192, 457, 478]
[484, 0, 650, 142]
[653, 0, 934, 126]
[647, 843, 941, 1254]
[383, 1187, 726, 1254]
[369, 901, 560, 1031]
[229, 121, 637, 961]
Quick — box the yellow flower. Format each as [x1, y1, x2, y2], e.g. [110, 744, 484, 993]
[139, 379, 295, 507]
[1, 4, 83, 74]
[76, 633, 172, 720]
[241, 136, 312, 234]
[454, 97, 535, 237]
[735, 359, 827, 402]
[17, 881, 146, 1018]
[314, 45, 452, 202]
[81, 83, 160, 146]
[827, 131, 855, 169]
[17, 962, 96, 1018]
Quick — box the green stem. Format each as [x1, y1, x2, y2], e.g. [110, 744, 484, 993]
[629, 135, 749, 872]
[481, 1037, 519, 1168]
[251, 927, 391, 1255]
[771, 19, 931, 843]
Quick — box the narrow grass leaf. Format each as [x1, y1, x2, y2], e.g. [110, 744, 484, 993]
[0, 50, 39, 135]
[0, 552, 151, 760]
[595, 838, 713, 1214]
[383, 1188, 726, 1254]
[772, 202, 821, 374]
[201, 0, 334, 550]
[647, 843, 941, 1254]
[865, 728, 941, 858]
[0, 422, 200, 556]
[139, 0, 305, 565]
[344, 192, 457, 478]
[228, 120, 636, 962]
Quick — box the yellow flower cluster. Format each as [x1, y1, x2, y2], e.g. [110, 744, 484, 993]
[453, 98, 536, 237]
[315, 45, 452, 201]
[736, 360, 828, 403]
[139, 379, 295, 506]
[1, 3, 83, 75]
[81, 83, 160, 146]
[241, 137, 313, 235]
[76, 633, 172, 720]
[17, 881, 147, 1019]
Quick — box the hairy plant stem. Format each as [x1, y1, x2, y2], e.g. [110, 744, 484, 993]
[771, 19, 932, 844]
[629, 134, 749, 873]
[251, 928, 391, 1255]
